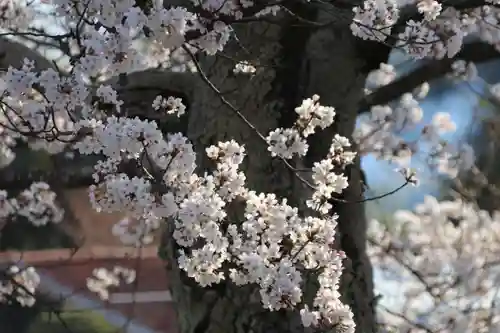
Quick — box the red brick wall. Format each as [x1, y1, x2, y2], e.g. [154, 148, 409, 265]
[63, 188, 161, 248]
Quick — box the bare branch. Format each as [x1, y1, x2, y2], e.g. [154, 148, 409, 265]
[358, 41, 500, 111]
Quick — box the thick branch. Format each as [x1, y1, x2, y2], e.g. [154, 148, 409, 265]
[441, 0, 500, 10]
[0, 38, 55, 71]
[397, 0, 500, 29]
[0, 150, 98, 191]
[358, 42, 500, 111]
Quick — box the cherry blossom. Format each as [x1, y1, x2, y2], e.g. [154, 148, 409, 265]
[0, 0, 498, 332]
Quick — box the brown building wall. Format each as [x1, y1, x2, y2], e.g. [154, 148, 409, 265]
[63, 188, 161, 248]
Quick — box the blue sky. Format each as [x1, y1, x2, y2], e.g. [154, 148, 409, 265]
[362, 53, 500, 212]
[365, 55, 500, 312]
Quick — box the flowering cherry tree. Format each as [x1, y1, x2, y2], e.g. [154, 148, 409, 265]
[0, 0, 499, 333]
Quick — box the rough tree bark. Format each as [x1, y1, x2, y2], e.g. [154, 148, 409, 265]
[301, 7, 389, 332]
[156, 4, 390, 333]
[0, 5, 391, 333]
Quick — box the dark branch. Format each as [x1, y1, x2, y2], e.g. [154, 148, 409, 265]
[397, 0, 500, 28]
[0, 148, 98, 191]
[441, 0, 500, 10]
[358, 41, 500, 111]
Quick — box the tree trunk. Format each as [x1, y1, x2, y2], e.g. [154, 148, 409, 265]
[301, 9, 377, 333]
[159, 6, 383, 333]
[0, 10, 382, 333]
[162, 17, 306, 333]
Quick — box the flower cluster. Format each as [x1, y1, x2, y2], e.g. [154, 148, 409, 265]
[0, 0, 34, 31]
[449, 60, 478, 82]
[357, 63, 475, 178]
[0, 67, 341, 327]
[15, 182, 64, 226]
[112, 216, 160, 246]
[72, 99, 353, 329]
[0, 265, 40, 307]
[307, 135, 354, 214]
[351, 0, 399, 42]
[352, 0, 500, 60]
[233, 61, 257, 75]
[369, 196, 500, 332]
[265, 95, 354, 214]
[152, 95, 186, 117]
[0, 61, 77, 161]
[266, 95, 336, 158]
[0, 182, 63, 226]
[86, 266, 136, 301]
